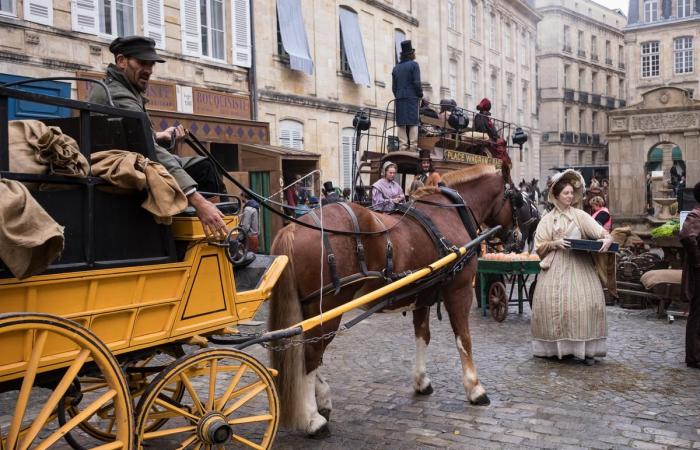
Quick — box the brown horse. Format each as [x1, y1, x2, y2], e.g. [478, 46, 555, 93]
[268, 165, 517, 436]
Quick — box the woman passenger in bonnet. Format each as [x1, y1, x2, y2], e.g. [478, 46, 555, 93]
[531, 170, 613, 365]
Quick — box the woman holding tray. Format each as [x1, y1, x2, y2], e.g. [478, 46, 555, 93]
[531, 170, 613, 365]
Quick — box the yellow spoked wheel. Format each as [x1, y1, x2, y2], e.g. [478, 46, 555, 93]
[135, 348, 279, 449]
[58, 346, 185, 449]
[0, 313, 133, 450]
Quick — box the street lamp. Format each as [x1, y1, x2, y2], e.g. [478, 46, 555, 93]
[512, 127, 528, 161]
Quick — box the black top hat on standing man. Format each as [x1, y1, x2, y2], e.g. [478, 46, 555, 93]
[400, 40, 415, 58]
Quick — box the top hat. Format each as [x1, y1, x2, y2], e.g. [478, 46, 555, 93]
[400, 40, 415, 57]
[419, 149, 432, 160]
[323, 181, 335, 193]
[109, 36, 165, 62]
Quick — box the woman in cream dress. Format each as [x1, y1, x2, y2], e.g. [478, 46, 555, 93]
[531, 170, 613, 364]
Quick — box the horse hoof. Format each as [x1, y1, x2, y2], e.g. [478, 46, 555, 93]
[470, 393, 490, 406]
[415, 384, 434, 396]
[307, 423, 331, 439]
[318, 408, 332, 421]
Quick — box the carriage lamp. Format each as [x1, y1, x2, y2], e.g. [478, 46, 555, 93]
[512, 127, 528, 161]
[353, 110, 371, 131]
[448, 108, 469, 130]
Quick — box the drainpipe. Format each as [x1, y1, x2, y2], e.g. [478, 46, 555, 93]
[249, 0, 258, 121]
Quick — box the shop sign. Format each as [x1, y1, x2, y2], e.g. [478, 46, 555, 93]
[443, 149, 502, 168]
[192, 88, 250, 119]
[76, 71, 177, 112]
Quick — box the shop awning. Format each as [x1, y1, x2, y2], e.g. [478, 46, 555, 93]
[339, 8, 371, 87]
[672, 146, 683, 161]
[648, 147, 662, 162]
[277, 0, 314, 75]
[239, 143, 320, 160]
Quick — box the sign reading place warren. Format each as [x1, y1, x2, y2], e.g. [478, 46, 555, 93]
[443, 149, 502, 168]
[192, 88, 251, 120]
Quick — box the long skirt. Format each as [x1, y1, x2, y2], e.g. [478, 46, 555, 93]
[531, 249, 607, 359]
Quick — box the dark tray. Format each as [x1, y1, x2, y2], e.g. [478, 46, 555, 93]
[565, 238, 619, 253]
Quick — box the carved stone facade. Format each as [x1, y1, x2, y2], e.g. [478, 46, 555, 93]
[606, 86, 700, 218]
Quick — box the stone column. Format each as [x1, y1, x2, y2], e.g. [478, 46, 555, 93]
[684, 131, 700, 184]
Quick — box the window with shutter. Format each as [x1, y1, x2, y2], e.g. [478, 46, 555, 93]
[279, 120, 304, 150]
[341, 127, 355, 189]
[200, 0, 225, 60]
[24, 0, 52, 24]
[0, 0, 15, 15]
[71, 0, 99, 33]
[231, 0, 251, 67]
[143, 0, 165, 48]
[180, 0, 201, 56]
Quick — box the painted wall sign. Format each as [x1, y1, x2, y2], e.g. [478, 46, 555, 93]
[443, 149, 502, 168]
[192, 88, 251, 119]
[76, 70, 177, 112]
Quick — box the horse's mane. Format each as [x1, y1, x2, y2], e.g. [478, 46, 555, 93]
[412, 164, 499, 199]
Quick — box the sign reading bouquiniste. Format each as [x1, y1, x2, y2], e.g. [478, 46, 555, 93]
[192, 88, 250, 120]
[443, 149, 502, 168]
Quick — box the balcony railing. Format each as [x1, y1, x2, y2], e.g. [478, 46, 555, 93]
[592, 134, 601, 145]
[564, 89, 575, 101]
[591, 53, 599, 62]
[619, 99, 626, 107]
[605, 57, 613, 65]
[591, 94, 601, 105]
[578, 91, 588, 103]
[562, 132, 574, 144]
[606, 96, 615, 108]
[619, 62, 625, 70]
[580, 132, 590, 144]
[563, 45, 572, 53]
[578, 49, 586, 57]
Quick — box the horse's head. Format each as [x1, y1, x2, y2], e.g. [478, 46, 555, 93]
[480, 178, 541, 252]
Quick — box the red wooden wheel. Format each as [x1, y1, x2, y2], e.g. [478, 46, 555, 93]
[488, 281, 508, 322]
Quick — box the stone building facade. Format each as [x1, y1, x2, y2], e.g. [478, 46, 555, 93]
[623, 0, 700, 104]
[535, 0, 626, 184]
[416, 0, 542, 184]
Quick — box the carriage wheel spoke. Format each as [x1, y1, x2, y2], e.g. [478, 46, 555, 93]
[215, 364, 247, 410]
[6, 330, 48, 450]
[228, 414, 273, 425]
[207, 358, 218, 410]
[92, 441, 126, 450]
[173, 432, 198, 449]
[33, 389, 116, 450]
[179, 372, 205, 415]
[154, 397, 200, 423]
[232, 433, 264, 450]
[143, 425, 197, 440]
[223, 381, 266, 416]
[19, 348, 90, 449]
[80, 382, 110, 393]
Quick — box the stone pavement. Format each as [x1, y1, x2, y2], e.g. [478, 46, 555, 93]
[263, 303, 700, 450]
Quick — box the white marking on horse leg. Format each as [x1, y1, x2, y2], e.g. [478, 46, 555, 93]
[315, 372, 332, 413]
[413, 337, 431, 391]
[301, 369, 328, 434]
[456, 338, 486, 401]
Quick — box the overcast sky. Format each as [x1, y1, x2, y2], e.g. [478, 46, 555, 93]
[592, 0, 629, 14]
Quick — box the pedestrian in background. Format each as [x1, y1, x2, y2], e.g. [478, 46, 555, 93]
[590, 196, 612, 232]
[239, 192, 259, 252]
[322, 181, 342, 205]
[392, 40, 422, 152]
[680, 181, 700, 369]
[372, 161, 404, 212]
[531, 169, 613, 365]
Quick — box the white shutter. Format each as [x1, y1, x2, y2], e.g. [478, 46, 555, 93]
[231, 0, 251, 67]
[279, 128, 292, 148]
[143, 0, 165, 48]
[341, 130, 355, 189]
[180, 0, 201, 56]
[71, 0, 98, 34]
[291, 129, 303, 149]
[25, 0, 53, 25]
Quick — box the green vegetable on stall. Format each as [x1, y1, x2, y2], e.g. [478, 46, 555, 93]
[651, 219, 680, 238]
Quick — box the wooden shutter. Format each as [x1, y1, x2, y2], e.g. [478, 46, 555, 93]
[71, 0, 98, 33]
[180, 0, 201, 56]
[231, 0, 251, 67]
[143, 0, 165, 48]
[341, 130, 355, 189]
[25, 0, 53, 25]
[279, 128, 292, 148]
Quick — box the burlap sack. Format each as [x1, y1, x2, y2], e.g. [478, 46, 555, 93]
[91, 150, 187, 224]
[9, 120, 89, 179]
[0, 179, 64, 279]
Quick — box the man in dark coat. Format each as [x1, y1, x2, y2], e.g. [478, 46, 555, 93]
[680, 181, 700, 369]
[392, 40, 423, 152]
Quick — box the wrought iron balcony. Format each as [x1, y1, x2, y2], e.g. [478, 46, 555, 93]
[592, 134, 601, 145]
[619, 99, 626, 107]
[578, 91, 588, 103]
[619, 62, 626, 70]
[564, 89, 575, 101]
[606, 96, 615, 108]
[580, 132, 590, 144]
[578, 49, 586, 57]
[562, 45, 572, 54]
[591, 94, 601, 105]
[562, 132, 574, 144]
[591, 53, 599, 62]
[605, 57, 613, 65]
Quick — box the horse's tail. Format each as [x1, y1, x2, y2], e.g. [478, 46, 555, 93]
[268, 224, 306, 429]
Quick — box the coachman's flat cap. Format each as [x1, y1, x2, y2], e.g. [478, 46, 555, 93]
[109, 36, 165, 63]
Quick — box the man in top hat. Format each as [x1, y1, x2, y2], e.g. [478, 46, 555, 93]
[416, 149, 441, 187]
[89, 36, 228, 240]
[392, 40, 423, 152]
[438, 98, 457, 123]
[321, 181, 341, 205]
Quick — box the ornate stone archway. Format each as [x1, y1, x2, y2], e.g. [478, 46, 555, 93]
[607, 87, 700, 220]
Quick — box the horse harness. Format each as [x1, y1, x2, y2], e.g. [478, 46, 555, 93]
[299, 188, 481, 313]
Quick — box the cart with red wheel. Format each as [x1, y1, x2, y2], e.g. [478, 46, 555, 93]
[476, 258, 540, 322]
